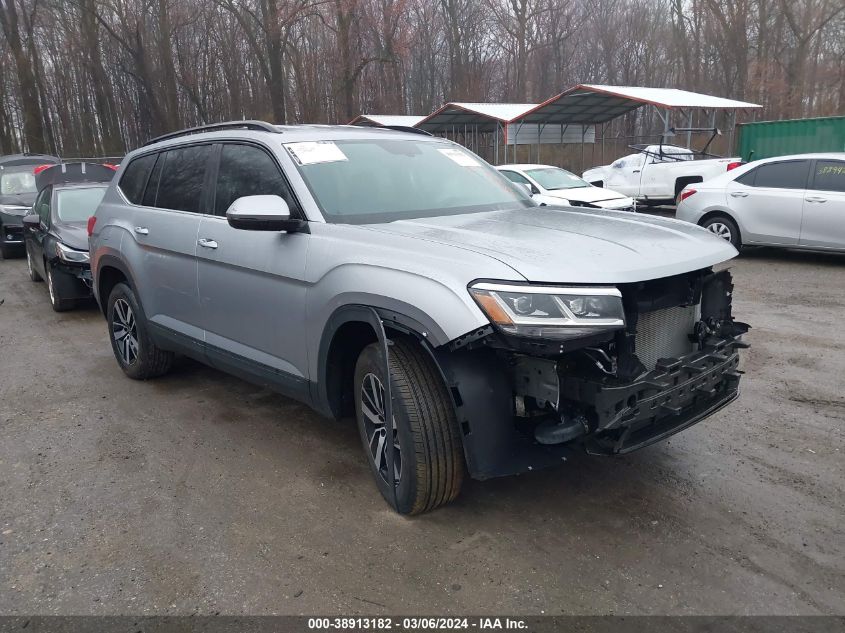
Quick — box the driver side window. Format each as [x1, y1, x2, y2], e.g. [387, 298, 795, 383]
[35, 187, 52, 226]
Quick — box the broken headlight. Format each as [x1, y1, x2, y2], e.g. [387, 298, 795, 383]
[55, 241, 90, 264]
[469, 282, 625, 340]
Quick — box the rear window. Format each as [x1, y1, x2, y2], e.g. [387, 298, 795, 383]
[749, 160, 810, 190]
[57, 187, 108, 222]
[0, 168, 37, 196]
[812, 160, 845, 193]
[119, 154, 157, 204]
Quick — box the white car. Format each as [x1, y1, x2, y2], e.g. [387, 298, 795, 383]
[676, 153, 845, 251]
[496, 164, 636, 211]
[583, 145, 742, 205]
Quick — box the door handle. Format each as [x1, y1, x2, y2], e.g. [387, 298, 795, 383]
[197, 238, 218, 249]
[730, 191, 749, 198]
[134, 226, 149, 235]
[632, 170, 641, 174]
[805, 196, 827, 203]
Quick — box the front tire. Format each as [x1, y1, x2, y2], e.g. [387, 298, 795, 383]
[107, 282, 173, 379]
[46, 264, 75, 312]
[701, 214, 741, 248]
[26, 247, 42, 281]
[354, 338, 464, 515]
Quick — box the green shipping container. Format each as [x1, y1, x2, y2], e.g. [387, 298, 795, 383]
[735, 116, 845, 161]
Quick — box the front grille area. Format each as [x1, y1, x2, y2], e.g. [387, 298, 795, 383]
[634, 304, 697, 369]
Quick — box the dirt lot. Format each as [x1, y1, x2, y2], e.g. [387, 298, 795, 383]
[0, 247, 843, 616]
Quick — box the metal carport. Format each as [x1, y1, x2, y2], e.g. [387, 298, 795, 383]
[415, 102, 537, 164]
[347, 114, 426, 128]
[513, 84, 761, 169]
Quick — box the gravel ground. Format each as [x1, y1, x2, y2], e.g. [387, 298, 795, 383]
[0, 247, 843, 616]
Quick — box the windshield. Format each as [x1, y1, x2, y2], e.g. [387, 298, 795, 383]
[0, 169, 37, 196]
[525, 167, 590, 190]
[285, 139, 533, 224]
[56, 186, 107, 222]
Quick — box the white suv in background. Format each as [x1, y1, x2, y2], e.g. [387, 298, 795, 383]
[676, 153, 845, 251]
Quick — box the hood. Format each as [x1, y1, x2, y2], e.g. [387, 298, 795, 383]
[362, 207, 737, 284]
[542, 186, 627, 205]
[0, 193, 36, 213]
[53, 222, 90, 251]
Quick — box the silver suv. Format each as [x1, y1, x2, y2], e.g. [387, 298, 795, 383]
[89, 121, 748, 514]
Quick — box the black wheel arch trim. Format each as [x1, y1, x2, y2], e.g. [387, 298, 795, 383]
[93, 254, 139, 315]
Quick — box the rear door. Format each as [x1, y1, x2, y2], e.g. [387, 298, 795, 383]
[724, 159, 810, 245]
[799, 159, 845, 250]
[128, 144, 213, 343]
[196, 142, 311, 395]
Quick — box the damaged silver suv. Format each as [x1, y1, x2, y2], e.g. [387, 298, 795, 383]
[89, 121, 748, 514]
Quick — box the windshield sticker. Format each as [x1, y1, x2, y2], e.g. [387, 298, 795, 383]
[284, 141, 348, 166]
[438, 148, 481, 167]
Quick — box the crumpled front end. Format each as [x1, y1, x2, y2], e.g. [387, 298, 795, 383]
[437, 268, 748, 480]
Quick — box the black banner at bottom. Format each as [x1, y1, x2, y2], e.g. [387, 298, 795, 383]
[0, 616, 843, 633]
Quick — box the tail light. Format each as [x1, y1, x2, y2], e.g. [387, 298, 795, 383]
[87, 215, 97, 237]
[726, 161, 742, 171]
[33, 164, 54, 175]
[679, 189, 696, 202]
[103, 163, 118, 171]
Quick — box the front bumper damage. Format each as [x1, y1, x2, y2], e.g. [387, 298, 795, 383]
[435, 268, 749, 481]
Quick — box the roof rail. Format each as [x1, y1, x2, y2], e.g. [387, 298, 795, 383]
[143, 120, 280, 147]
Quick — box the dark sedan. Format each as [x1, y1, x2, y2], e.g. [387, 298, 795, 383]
[23, 163, 114, 311]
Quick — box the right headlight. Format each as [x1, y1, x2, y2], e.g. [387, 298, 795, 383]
[469, 282, 625, 340]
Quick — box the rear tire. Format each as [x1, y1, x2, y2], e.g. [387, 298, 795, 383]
[701, 214, 741, 248]
[354, 338, 464, 515]
[107, 282, 173, 379]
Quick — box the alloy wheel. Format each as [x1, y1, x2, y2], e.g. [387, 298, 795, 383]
[360, 372, 401, 486]
[707, 222, 732, 242]
[47, 267, 56, 305]
[112, 298, 139, 365]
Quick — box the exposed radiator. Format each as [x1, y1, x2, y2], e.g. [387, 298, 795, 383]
[635, 304, 698, 370]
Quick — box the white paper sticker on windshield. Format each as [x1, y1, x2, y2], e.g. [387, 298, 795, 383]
[438, 147, 481, 167]
[284, 141, 348, 166]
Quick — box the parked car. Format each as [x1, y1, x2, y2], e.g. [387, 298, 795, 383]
[676, 153, 845, 251]
[23, 163, 115, 310]
[583, 144, 742, 206]
[496, 164, 635, 211]
[90, 121, 748, 515]
[0, 154, 60, 258]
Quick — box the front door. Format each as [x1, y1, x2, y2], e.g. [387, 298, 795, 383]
[196, 142, 311, 397]
[26, 185, 52, 278]
[726, 159, 810, 246]
[799, 159, 845, 250]
[603, 154, 644, 197]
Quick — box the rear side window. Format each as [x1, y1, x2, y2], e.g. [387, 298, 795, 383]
[154, 145, 212, 213]
[119, 154, 156, 204]
[812, 160, 845, 193]
[749, 160, 810, 190]
[213, 144, 291, 216]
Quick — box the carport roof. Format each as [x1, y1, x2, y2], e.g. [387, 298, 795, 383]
[515, 84, 762, 126]
[416, 102, 536, 132]
[347, 114, 426, 127]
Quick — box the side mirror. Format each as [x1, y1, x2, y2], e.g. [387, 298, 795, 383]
[22, 214, 41, 229]
[518, 183, 534, 196]
[225, 195, 308, 233]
